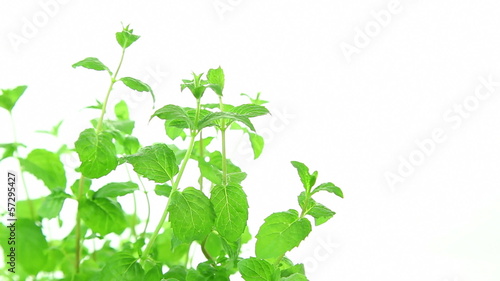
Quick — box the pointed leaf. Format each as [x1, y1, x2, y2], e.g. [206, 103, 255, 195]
[0, 85, 27, 112]
[93, 181, 138, 198]
[312, 182, 344, 198]
[290, 161, 313, 192]
[119, 77, 155, 103]
[168, 187, 215, 242]
[281, 273, 309, 281]
[211, 185, 249, 241]
[79, 198, 127, 235]
[248, 132, 264, 159]
[114, 100, 129, 120]
[0, 142, 26, 160]
[255, 210, 312, 259]
[151, 105, 194, 129]
[154, 183, 172, 197]
[35, 120, 63, 136]
[198, 112, 255, 131]
[230, 104, 270, 118]
[72, 57, 110, 72]
[16, 219, 49, 275]
[20, 149, 67, 190]
[116, 26, 140, 49]
[75, 129, 118, 179]
[38, 191, 71, 219]
[125, 143, 178, 183]
[100, 252, 145, 280]
[238, 258, 280, 281]
[308, 203, 335, 226]
[207, 67, 225, 96]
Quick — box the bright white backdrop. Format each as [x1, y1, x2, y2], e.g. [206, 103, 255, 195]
[1, 0, 500, 280]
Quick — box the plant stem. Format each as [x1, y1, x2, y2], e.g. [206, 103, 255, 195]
[198, 131, 204, 191]
[141, 133, 197, 261]
[137, 175, 151, 237]
[218, 96, 228, 186]
[75, 47, 126, 273]
[10, 114, 35, 220]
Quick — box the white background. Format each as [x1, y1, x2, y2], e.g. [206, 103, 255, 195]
[1, 0, 500, 280]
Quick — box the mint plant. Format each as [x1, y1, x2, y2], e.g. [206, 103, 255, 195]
[0, 25, 343, 281]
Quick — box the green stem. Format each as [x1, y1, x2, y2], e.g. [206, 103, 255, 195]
[76, 47, 126, 273]
[218, 96, 228, 186]
[125, 166, 138, 240]
[10, 114, 35, 220]
[141, 133, 197, 261]
[137, 175, 151, 237]
[198, 131, 204, 191]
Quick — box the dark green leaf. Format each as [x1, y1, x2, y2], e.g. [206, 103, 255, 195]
[116, 25, 140, 49]
[207, 67, 225, 96]
[93, 181, 138, 198]
[198, 112, 255, 131]
[100, 252, 144, 280]
[155, 183, 172, 197]
[0, 85, 27, 112]
[125, 143, 178, 183]
[17, 219, 49, 275]
[312, 182, 344, 198]
[211, 185, 249, 241]
[230, 104, 270, 118]
[72, 57, 110, 72]
[114, 100, 129, 120]
[20, 149, 66, 190]
[79, 198, 127, 235]
[75, 129, 117, 178]
[168, 187, 215, 242]
[238, 258, 280, 281]
[39, 191, 71, 219]
[255, 210, 312, 259]
[119, 77, 155, 102]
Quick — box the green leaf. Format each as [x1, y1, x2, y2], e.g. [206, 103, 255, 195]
[106, 119, 135, 135]
[281, 273, 309, 281]
[290, 161, 314, 192]
[79, 198, 127, 235]
[75, 129, 118, 179]
[116, 25, 140, 49]
[20, 149, 66, 190]
[0, 142, 26, 160]
[165, 126, 187, 141]
[119, 77, 155, 103]
[238, 258, 280, 281]
[168, 187, 215, 242]
[144, 265, 163, 281]
[211, 185, 249, 242]
[86, 99, 103, 110]
[114, 100, 129, 120]
[248, 132, 264, 159]
[71, 57, 110, 73]
[100, 252, 145, 280]
[241, 92, 269, 106]
[17, 219, 49, 275]
[307, 203, 335, 226]
[207, 67, 225, 96]
[198, 112, 256, 131]
[0, 85, 27, 112]
[38, 191, 71, 219]
[312, 182, 344, 198]
[155, 183, 172, 197]
[125, 143, 178, 183]
[93, 181, 138, 198]
[16, 198, 44, 220]
[230, 104, 270, 118]
[151, 105, 194, 129]
[70, 178, 92, 198]
[181, 72, 207, 99]
[152, 223, 191, 267]
[204, 232, 224, 259]
[255, 210, 312, 259]
[122, 135, 140, 155]
[35, 120, 63, 136]
[164, 265, 187, 280]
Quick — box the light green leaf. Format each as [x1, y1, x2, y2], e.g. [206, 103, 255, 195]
[70, 178, 92, 198]
[168, 187, 215, 242]
[207, 67, 225, 96]
[122, 135, 140, 155]
[290, 161, 314, 192]
[248, 132, 264, 159]
[312, 182, 344, 198]
[71, 57, 110, 73]
[230, 104, 270, 118]
[155, 183, 172, 197]
[114, 100, 129, 120]
[38, 192, 71, 219]
[281, 273, 309, 281]
[100, 252, 145, 280]
[16, 198, 44, 220]
[0, 85, 27, 112]
[79, 198, 127, 235]
[35, 120, 63, 136]
[20, 149, 66, 190]
[75, 129, 118, 179]
[152, 105, 194, 129]
[152, 223, 191, 267]
[119, 77, 155, 103]
[181, 72, 207, 99]
[106, 119, 135, 135]
[238, 258, 280, 281]
[116, 25, 140, 49]
[308, 203, 335, 226]
[125, 143, 178, 183]
[17, 219, 49, 275]
[211, 185, 249, 242]
[144, 265, 163, 281]
[93, 181, 138, 198]
[255, 210, 312, 259]
[0, 142, 26, 161]
[165, 125, 187, 141]
[198, 112, 256, 131]
[241, 92, 269, 106]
